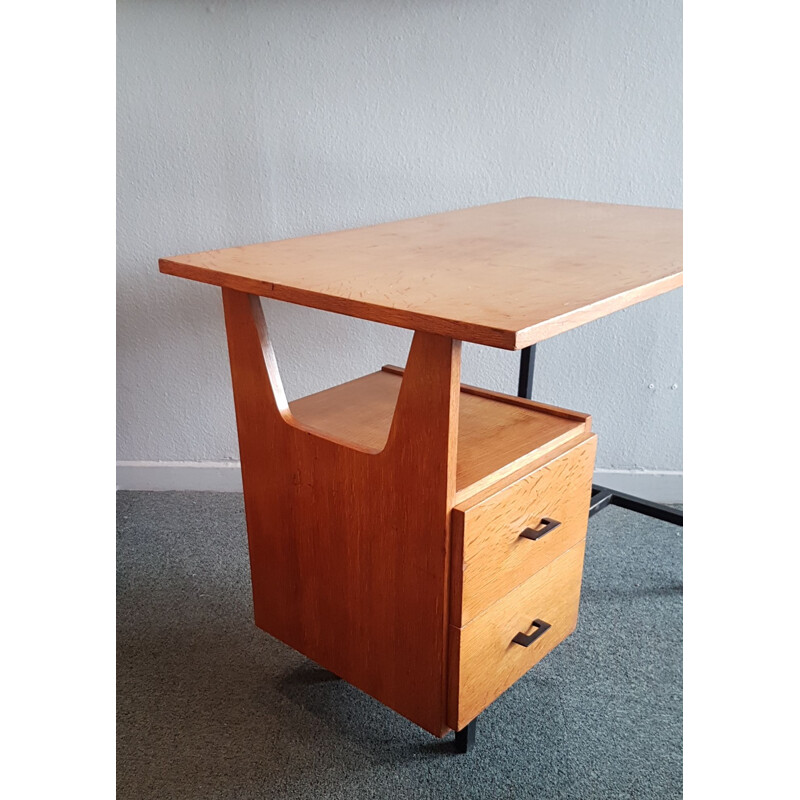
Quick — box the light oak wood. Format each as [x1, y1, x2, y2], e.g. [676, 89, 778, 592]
[447, 540, 587, 731]
[289, 367, 590, 501]
[222, 288, 460, 736]
[381, 364, 591, 425]
[450, 435, 596, 626]
[160, 197, 683, 350]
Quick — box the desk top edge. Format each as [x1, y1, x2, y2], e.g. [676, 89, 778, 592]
[159, 197, 682, 351]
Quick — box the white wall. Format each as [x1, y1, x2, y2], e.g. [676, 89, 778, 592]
[117, 0, 682, 498]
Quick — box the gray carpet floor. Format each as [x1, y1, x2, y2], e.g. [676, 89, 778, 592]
[117, 492, 682, 799]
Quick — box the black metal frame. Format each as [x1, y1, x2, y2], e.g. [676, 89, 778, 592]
[517, 344, 682, 527]
[454, 720, 476, 754]
[589, 484, 682, 525]
[517, 343, 537, 399]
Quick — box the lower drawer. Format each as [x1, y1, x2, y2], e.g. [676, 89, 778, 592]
[447, 539, 586, 731]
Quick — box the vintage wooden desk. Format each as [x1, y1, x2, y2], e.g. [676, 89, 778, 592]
[159, 197, 682, 753]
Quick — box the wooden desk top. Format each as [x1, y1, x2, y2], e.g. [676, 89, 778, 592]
[159, 197, 682, 350]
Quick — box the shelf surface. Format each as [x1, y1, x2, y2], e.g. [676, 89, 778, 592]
[159, 197, 682, 350]
[289, 369, 590, 501]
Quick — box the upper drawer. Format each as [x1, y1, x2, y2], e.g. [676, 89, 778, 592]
[450, 434, 596, 626]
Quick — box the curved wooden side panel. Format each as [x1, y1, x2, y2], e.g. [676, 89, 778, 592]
[222, 288, 461, 735]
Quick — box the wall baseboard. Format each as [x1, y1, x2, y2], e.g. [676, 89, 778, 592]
[117, 461, 682, 503]
[116, 461, 244, 492]
[590, 469, 682, 505]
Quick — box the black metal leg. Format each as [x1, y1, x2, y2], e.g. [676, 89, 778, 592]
[589, 486, 613, 517]
[594, 484, 683, 526]
[517, 345, 683, 527]
[454, 719, 477, 754]
[517, 345, 536, 400]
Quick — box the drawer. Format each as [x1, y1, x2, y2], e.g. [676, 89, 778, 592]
[447, 539, 586, 731]
[450, 434, 596, 626]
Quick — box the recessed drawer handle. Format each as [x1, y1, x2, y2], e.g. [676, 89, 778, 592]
[512, 619, 552, 647]
[520, 517, 561, 541]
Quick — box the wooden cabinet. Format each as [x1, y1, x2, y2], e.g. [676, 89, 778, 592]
[290, 366, 597, 734]
[447, 433, 596, 730]
[216, 288, 597, 736]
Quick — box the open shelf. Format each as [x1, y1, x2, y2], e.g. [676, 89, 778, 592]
[290, 366, 591, 502]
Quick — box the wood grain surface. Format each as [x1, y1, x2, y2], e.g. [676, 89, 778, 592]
[160, 197, 682, 350]
[450, 435, 596, 626]
[447, 540, 587, 731]
[289, 367, 589, 500]
[222, 288, 460, 736]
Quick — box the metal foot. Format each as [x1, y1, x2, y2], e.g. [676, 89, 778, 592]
[589, 486, 613, 517]
[591, 484, 683, 526]
[454, 720, 476, 754]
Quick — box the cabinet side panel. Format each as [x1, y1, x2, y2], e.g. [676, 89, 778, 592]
[222, 288, 459, 736]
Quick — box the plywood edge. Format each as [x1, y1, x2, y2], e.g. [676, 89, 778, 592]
[159, 260, 518, 350]
[381, 365, 591, 426]
[513, 271, 683, 350]
[448, 510, 467, 629]
[446, 623, 464, 732]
